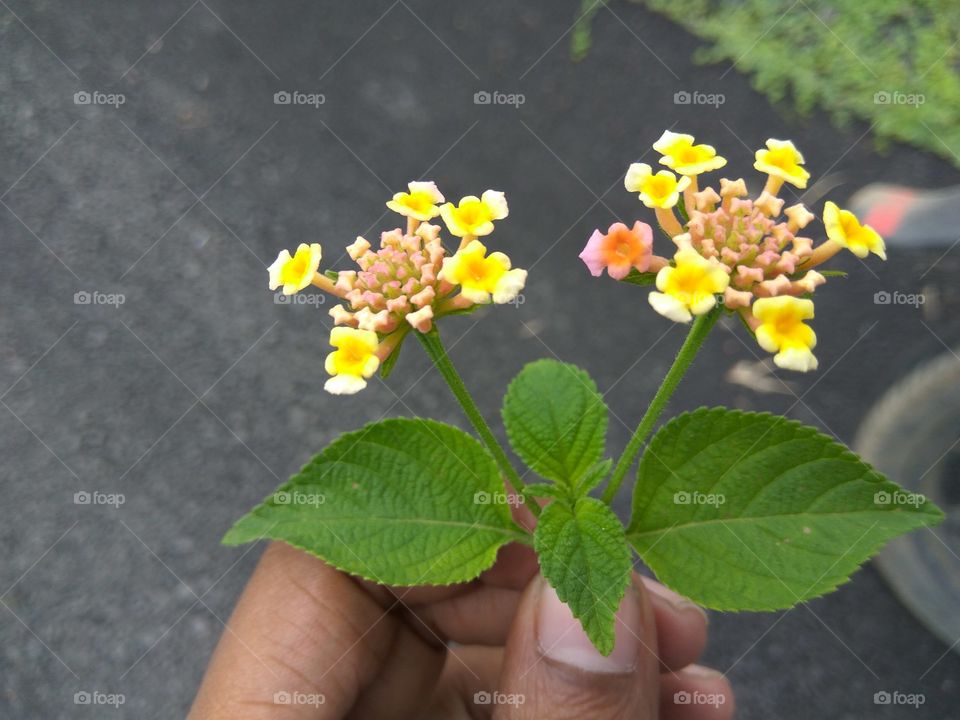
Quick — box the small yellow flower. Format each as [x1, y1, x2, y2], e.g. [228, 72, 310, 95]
[624, 163, 690, 209]
[439, 190, 508, 237]
[754, 139, 810, 189]
[438, 239, 526, 304]
[752, 296, 818, 372]
[268, 243, 322, 295]
[648, 247, 729, 323]
[324, 327, 380, 395]
[822, 201, 886, 260]
[653, 131, 727, 176]
[386, 181, 445, 221]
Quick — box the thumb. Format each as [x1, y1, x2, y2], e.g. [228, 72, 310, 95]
[493, 575, 660, 719]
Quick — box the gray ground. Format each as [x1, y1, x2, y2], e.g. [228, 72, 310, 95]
[2, 1, 959, 718]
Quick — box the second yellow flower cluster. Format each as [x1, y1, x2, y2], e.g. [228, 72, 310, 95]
[581, 130, 886, 372]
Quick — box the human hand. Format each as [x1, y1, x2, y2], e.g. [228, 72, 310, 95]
[190, 541, 733, 719]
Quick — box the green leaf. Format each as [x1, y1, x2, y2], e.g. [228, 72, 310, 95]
[627, 407, 944, 611]
[502, 360, 608, 489]
[224, 418, 526, 585]
[535, 497, 632, 655]
[619, 269, 658, 286]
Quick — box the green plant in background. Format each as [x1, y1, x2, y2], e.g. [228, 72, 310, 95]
[573, 0, 960, 168]
[224, 131, 942, 655]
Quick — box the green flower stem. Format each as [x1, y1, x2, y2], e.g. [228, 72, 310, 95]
[417, 328, 537, 515]
[601, 307, 721, 505]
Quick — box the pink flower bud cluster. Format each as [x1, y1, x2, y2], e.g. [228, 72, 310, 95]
[330, 223, 452, 334]
[682, 181, 824, 309]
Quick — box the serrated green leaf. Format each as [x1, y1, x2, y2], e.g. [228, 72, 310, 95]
[619, 269, 658, 286]
[535, 497, 632, 655]
[502, 360, 608, 489]
[627, 407, 944, 611]
[224, 418, 526, 585]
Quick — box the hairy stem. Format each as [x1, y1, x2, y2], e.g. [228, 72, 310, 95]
[602, 307, 721, 504]
[417, 328, 536, 514]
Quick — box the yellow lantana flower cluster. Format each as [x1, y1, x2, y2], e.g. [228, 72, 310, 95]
[583, 130, 887, 372]
[267, 181, 525, 394]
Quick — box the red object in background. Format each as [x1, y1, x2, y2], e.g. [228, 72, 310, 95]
[861, 188, 915, 237]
